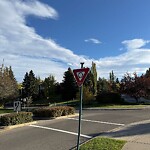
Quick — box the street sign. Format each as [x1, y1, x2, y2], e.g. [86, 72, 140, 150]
[14, 101, 21, 112]
[73, 68, 89, 87]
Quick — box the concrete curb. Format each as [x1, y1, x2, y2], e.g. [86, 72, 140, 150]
[0, 121, 37, 131]
[83, 106, 150, 111]
[0, 113, 79, 132]
[33, 113, 79, 120]
[53, 113, 79, 119]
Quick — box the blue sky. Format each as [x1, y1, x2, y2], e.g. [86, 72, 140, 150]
[0, 0, 150, 82]
[27, 0, 150, 58]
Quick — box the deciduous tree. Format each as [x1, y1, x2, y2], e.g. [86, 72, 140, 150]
[120, 73, 150, 103]
[43, 75, 56, 100]
[0, 65, 18, 105]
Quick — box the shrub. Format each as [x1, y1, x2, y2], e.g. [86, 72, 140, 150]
[96, 92, 123, 104]
[76, 87, 95, 105]
[61, 106, 75, 116]
[32, 106, 75, 118]
[0, 112, 33, 126]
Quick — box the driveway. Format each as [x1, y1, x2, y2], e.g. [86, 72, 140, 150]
[0, 109, 149, 150]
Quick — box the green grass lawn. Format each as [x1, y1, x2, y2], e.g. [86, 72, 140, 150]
[0, 108, 14, 114]
[82, 100, 150, 109]
[31, 98, 150, 109]
[54, 99, 79, 105]
[80, 137, 126, 150]
[32, 99, 79, 107]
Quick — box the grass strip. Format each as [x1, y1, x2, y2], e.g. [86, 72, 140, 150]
[80, 137, 126, 150]
[54, 100, 79, 105]
[84, 103, 150, 109]
[0, 109, 13, 114]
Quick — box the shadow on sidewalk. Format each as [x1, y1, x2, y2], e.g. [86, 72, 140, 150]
[97, 121, 150, 138]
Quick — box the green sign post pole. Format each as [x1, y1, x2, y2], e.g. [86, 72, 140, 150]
[77, 62, 84, 150]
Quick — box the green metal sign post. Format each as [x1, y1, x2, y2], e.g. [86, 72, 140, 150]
[73, 63, 89, 150]
[77, 63, 84, 150]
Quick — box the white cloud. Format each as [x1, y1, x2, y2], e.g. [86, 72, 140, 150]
[122, 39, 150, 50]
[0, 0, 92, 82]
[14, 0, 58, 19]
[0, 0, 150, 83]
[84, 38, 102, 44]
[95, 39, 150, 79]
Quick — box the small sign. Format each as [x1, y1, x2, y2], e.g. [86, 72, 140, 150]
[73, 68, 89, 87]
[14, 101, 21, 112]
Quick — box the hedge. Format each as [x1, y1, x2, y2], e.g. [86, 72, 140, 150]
[0, 112, 33, 126]
[32, 106, 75, 118]
[96, 92, 123, 104]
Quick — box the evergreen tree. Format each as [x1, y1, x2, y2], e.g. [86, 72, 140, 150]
[28, 70, 39, 98]
[145, 68, 150, 78]
[62, 68, 78, 101]
[116, 78, 120, 84]
[22, 72, 30, 97]
[22, 70, 39, 101]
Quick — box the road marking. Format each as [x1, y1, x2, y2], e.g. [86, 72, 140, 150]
[29, 124, 92, 139]
[67, 118, 125, 126]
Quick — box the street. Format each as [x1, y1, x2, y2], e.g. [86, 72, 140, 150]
[0, 109, 150, 150]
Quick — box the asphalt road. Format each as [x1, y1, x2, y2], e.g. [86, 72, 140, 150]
[0, 109, 150, 150]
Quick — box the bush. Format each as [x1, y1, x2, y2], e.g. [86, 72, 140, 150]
[0, 112, 33, 126]
[96, 92, 123, 104]
[76, 87, 95, 105]
[32, 106, 75, 118]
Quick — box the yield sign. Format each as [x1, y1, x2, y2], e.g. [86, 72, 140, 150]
[73, 68, 90, 87]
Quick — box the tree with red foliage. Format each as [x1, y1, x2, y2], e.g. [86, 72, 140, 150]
[120, 73, 150, 103]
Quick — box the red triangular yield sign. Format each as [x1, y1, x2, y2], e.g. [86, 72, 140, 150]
[73, 68, 90, 87]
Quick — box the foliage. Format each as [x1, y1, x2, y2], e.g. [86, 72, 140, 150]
[82, 86, 95, 104]
[120, 73, 150, 103]
[43, 75, 57, 100]
[0, 112, 33, 126]
[109, 70, 116, 83]
[80, 137, 126, 150]
[109, 70, 120, 92]
[96, 92, 122, 104]
[84, 62, 97, 96]
[62, 68, 78, 101]
[32, 106, 75, 118]
[22, 70, 39, 101]
[145, 68, 150, 78]
[96, 71, 121, 104]
[81, 62, 97, 105]
[25, 96, 33, 107]
[0, 64, 18, 105]
[91, 62, 97, 95]
[97, 77, 110, 93]
[97, 71, 120, 96]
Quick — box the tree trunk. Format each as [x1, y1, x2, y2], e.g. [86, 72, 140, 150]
[135, 97, 139, 103]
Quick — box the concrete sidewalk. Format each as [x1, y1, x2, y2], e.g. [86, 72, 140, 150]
[101, 119, 150, 150]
